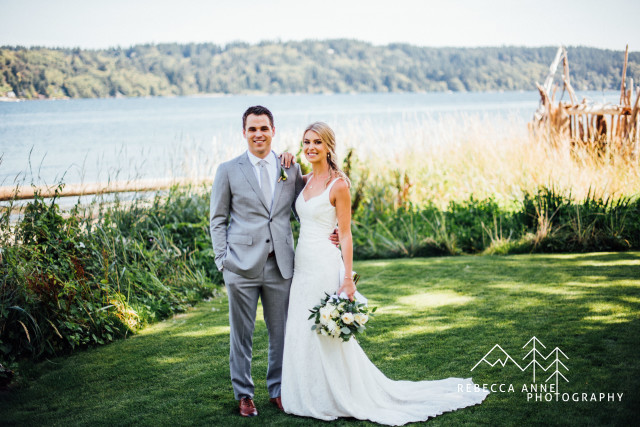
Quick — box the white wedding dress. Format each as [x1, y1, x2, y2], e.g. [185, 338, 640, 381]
[281, 179, 489, 425]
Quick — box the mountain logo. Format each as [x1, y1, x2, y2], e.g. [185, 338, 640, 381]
[471, 336, 569, 390]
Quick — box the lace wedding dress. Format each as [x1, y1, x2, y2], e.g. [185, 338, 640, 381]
[280, 179, 489, 425]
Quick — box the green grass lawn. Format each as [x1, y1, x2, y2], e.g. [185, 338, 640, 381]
[2, 252, 639, 426]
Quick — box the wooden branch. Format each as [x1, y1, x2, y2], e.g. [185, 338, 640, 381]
[543, 47, 564, 95]
[534, 82, 550, 122]
[628, 88, 640, 138]
[562, 47, 577, 104]
[531, 44, 640, 150]
[620, 44, 629, 105]
[569, 114, 574, 139]
[562, 104, 631, 115]
[631, 87, 640, 123]
[610, 114, 616, 140]
[0, 178, 210, 202]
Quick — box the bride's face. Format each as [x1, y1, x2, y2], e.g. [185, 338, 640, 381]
[303, 130, 328, 165]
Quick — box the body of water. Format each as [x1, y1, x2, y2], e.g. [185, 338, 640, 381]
[0, 91, 619, 187]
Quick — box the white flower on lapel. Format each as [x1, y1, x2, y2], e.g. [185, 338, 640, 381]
[278, 168, 288, 182]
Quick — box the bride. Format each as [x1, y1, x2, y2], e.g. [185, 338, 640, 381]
[280, 122, 489, 425]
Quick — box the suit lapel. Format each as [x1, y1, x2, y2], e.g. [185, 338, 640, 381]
[272, 161, 285, 211]
[238, 152, 270, 212]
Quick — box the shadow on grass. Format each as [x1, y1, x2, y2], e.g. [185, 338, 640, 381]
[355, 252, 640, 426]
[1, 252, 638, 426]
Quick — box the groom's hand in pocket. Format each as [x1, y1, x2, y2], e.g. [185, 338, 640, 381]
[329, 228, 340, 248]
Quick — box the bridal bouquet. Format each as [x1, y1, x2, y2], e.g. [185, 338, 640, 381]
[308, 273, 376, 342]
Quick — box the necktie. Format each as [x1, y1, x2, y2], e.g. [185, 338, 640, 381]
[259, 160, 274, 253]
[259, 160, 272, 209]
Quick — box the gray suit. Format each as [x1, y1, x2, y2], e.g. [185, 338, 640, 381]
[210, 151, 304, 400]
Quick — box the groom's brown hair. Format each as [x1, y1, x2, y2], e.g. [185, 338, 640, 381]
[242, 105, 274, 130]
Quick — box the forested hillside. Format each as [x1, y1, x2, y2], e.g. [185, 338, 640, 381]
[1, 40, 637, 99]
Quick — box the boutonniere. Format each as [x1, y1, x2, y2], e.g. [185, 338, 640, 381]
[278, 168, 288, 182]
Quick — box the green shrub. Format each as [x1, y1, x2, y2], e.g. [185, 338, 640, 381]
[350, 186, 639, 260]
[0, 185, 222, 367]
[523, 188, 640, 253]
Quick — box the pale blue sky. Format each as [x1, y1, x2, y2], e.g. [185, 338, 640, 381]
[1, 0, 638, 50]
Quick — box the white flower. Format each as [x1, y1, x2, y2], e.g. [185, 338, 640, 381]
[331, 309, 340, 319]
[320, 328, 328, 336]
[327, 319, 337, 333]
[331, 327, 341, 337]
[325, 303, 336, 312]
[354, 313, 369, 325]
[338, 302, 346, 311]
[319, 308, 332, 325]
[341, 312, 354, 325]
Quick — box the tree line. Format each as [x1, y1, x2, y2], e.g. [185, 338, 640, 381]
[1, 40, 637, 99]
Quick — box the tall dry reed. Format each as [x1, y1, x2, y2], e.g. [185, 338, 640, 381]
[274, 114, 640, 208]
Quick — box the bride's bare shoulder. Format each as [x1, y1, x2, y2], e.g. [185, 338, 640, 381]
[329, 177, 350, 205]
[332, 177, 349, 191]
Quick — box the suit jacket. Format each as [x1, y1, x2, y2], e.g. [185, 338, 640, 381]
[209, 151, 304, 279]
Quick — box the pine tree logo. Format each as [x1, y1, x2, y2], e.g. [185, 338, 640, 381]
[544, 346, 569, 391]
[522, 336, 547, 382]
[472, 336, 569, 390]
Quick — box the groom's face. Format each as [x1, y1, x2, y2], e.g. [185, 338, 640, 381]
[243, 114, 275, 159]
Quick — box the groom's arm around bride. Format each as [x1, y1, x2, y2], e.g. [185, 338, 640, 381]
[209, 151, 303, 278]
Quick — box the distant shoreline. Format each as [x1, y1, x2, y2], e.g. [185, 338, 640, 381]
[2, 43, 635, 102]
[1, 88, 624, 103]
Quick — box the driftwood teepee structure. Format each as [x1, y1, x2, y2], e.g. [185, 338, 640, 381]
[532, 45, 640, 157]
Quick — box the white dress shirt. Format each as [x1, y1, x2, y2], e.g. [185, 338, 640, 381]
[246, 150, 278, 199]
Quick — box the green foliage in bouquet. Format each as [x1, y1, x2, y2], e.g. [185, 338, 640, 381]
[308, 275, 377, 342]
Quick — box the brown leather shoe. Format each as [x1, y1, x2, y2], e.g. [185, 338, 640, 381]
[239, 397, 258, 417]
[269, 396, 284, 411]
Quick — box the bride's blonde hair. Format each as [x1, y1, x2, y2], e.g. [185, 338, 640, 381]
[303, 122, 351, 188]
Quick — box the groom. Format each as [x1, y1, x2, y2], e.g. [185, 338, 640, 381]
[209, 106, 304, 417]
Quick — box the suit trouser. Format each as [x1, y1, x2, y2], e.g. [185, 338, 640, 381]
[223, 257, 291, 400]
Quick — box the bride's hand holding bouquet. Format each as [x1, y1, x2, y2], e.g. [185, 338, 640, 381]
[308, 273, 376, 342]
[337, 275, 357, 301]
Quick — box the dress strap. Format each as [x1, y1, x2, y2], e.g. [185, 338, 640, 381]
[326, 177, 342, 193]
